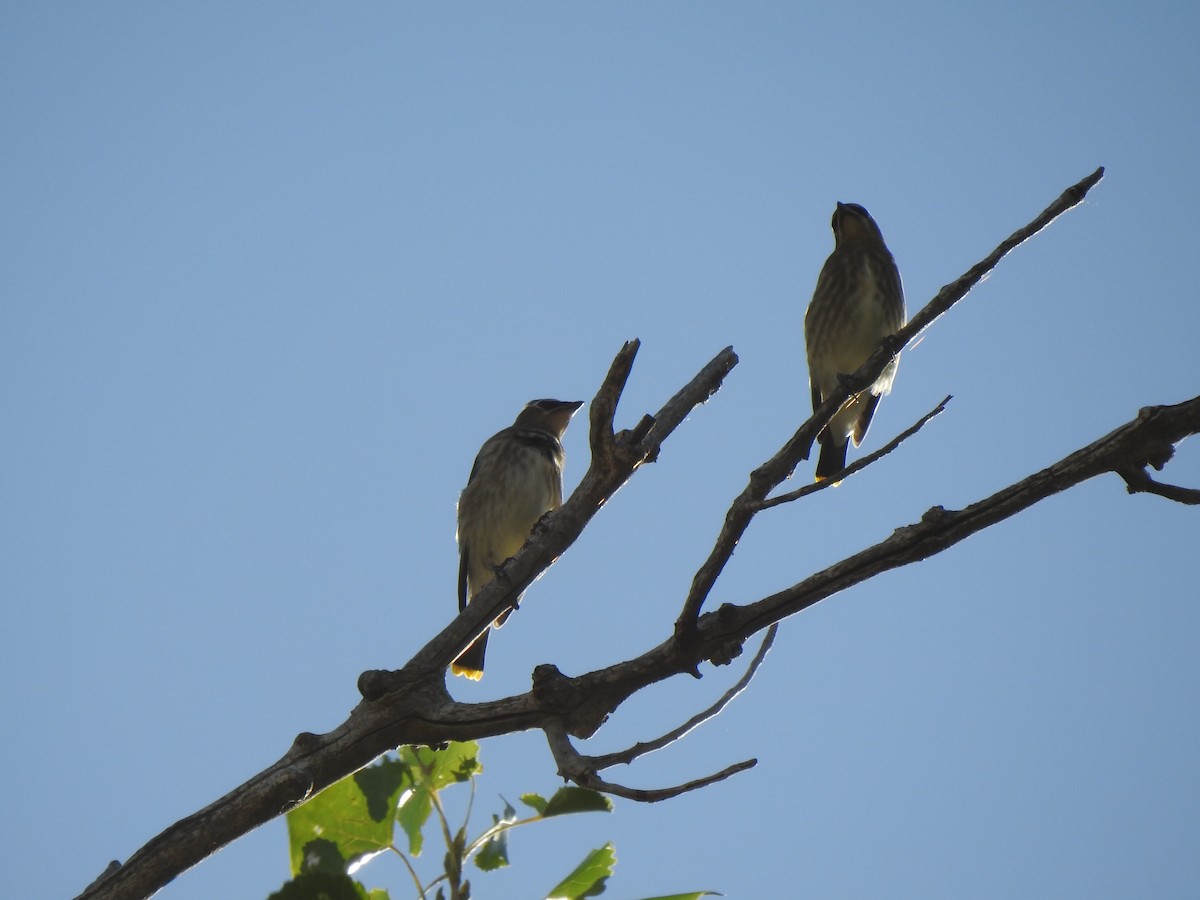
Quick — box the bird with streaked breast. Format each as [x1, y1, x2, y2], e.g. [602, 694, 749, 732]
[452, 398, 583, 680]
[804, 202, 907, 482]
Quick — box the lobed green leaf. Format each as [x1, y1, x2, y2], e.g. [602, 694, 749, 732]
[545, 843, 617, 899]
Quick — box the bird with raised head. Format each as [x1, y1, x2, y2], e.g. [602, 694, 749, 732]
[804, 202, 906, 481]
[452, 398, 584, 680]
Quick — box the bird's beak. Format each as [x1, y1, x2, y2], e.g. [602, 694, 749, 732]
[547, 400, 584, 435]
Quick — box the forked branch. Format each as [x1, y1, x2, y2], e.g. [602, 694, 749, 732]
[674, 167, 1106, 636]
[77, 169, 1191, 900]
[757, 396, 952, 509]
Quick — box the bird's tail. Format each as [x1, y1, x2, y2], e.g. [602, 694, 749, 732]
[814, 436, 848, 483]
[451, 630, 488, 680]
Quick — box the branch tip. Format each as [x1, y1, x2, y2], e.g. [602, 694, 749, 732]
[759, 395, 951, 509]
[1118, 466, 1200, 505]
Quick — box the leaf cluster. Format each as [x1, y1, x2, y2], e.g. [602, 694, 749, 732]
[271, 742, 717, 900]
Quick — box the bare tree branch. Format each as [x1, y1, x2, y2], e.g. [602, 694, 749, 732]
[79, 341, 739, 900]
[724, 396, 1200, 640]
[673, 167, 1106, 638]
[83, 169, 1189, 900]
[757, 396, 952, 509]
[546, 723, 758, 803]
[1117, 465, 1200, 504]
[359, 340, 739, 699]
[84, 388, 1197, 899]
[588, 624, 778, 771]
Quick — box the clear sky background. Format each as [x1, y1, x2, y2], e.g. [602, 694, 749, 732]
[4, 4, 1199, 899]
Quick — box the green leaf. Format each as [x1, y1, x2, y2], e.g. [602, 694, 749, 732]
[544, 843, 616, 899]
[520, 793, 548, 815]
[395, 741, 481, 856]
[542, 787, 613, 818]
[267, 871, 372, 900]
[396, 783, 432, 856]
[353, 757, 410, 823]
[295, 838, 347, 875]
[400, 741, 481, 792]
[474, 814, 511, 872]
[634, 893, 723, 900]
[287, 758, 409, 876]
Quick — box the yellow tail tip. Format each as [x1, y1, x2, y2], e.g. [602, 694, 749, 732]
[451, 664, 484, 681]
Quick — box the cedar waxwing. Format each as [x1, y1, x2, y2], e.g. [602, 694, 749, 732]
[451, 398, 583, 679]
[804, 202, 907, 481]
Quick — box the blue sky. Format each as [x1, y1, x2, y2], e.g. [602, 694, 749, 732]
[3, 3, 1199, 898]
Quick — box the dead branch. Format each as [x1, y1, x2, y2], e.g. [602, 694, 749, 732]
[546, 723, 758, 803]
[587, 624, 778, 771]
[359, 340, 740, 698]
[78, 340, 738, 900]
[79, 169, 1193, 900]
[1118, 465, 1200, 504]
[83, 387, 1197, 899]
[757, 396, 952, 509]
[673, 167, 1106, 639]
[724, 396, 1200, 639]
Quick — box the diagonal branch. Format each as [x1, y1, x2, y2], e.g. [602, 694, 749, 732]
[723, 396, 1200, 640]
[84, 389, 1193, 900]
[78, 171, 1162, 900]
[588, 624, 778, 771]
[757, 396, 951, 509]
[674, 167, 1106, 637]
[545, 723, 758, 803]
[503, 395, 1200, 771]
[359, 340, 739, 699]
[80, 341, 738, 900]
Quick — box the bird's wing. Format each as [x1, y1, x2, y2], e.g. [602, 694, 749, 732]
[853, 393, 882, 447]
[457, 545, 470, 611]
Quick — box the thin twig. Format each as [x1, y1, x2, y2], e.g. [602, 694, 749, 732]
[588, 624, 778, 770]
[757, 396, 951, 509]
[572, 760, 759, 803]
[544, 723, 757, 803]
[589, 339, 640, 461]
[388, 845, 429, 900]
